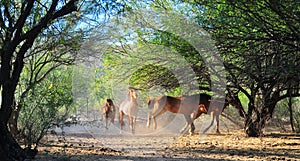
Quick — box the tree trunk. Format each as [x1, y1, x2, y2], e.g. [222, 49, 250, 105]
[244, 101, 268, 137]
[288, 95, 295, 132]
[8, 109, 21, 137]
[245, 111, 269, 137]
[244, 105, 260, 137]
[8, 101, 23, 137]
[0, 83, 26, 160]
[0, 121, 25, 161]
[0, 49, 26, 160]
[244, 92, 279, 137]
[245, 121, 260, 137]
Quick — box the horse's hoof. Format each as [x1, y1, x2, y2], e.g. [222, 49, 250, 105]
[189, 130, 195, 135]
[180, 128, 186, 134]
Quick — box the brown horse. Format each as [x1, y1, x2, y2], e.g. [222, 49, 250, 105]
[103, 98, 116, 129]
[147, 93, 246, 134]
[191, 94, 246, 134]
[119, 87, 139, 134]
[147, 93, 212, 135]
[191, 100, 226, 134]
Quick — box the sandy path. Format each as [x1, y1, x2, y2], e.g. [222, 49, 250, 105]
[34, 114, 300, 161]
[36, 115, 197, 161]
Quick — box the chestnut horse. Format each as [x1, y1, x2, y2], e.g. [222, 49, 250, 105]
[147, 93, 245, 134]
[119, 88, 139, 134]
[147, 94, 212, 135]
[103, 98, 116, 129]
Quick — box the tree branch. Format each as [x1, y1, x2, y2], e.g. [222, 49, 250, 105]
[0, 9, 6, 30]
[13, 0, 35, 43]
[21, 0, 78, 41]
[278, 93, 300, 102]
[3, 3, 14, 29]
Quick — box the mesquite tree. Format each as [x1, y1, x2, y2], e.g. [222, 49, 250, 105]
[0, 1, 126, 160]
[0, 1, 81, 160]
[186, 0, 300, 136]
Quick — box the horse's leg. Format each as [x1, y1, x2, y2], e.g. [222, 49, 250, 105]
[192, 108, 203, 120]
[108, 113, 111, 127]
[181, 114, 195, 135]
[119, 111, 124, 130]
[153, 116, 157, 130]
[203, 112, 215, 133]
[180, 121, 188, 134]
[152, 108, 167, 129]
[128, 115, 131, 131]
[106, 116, 109, 129]
[152, 108, 167, 130]
[132, 116, 137, 134]
[190, 120, 195, 135]
[149, 100, 167, 129]
[112, 106, 116, 124]
[216, 114, 220, 134]
[111, 112, 115, 124]
[128, 115, 134, 134]
[104, 113, 108, 129]
[147, 112, 151, 128]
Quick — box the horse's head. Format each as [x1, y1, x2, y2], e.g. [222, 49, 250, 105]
[106, 98, 114, 106]
[199, 104, 207, 113]
[129, 88, 137, 99]
[146, 97, 155, 109]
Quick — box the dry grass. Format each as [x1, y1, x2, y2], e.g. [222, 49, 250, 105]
[164, 130, 300, 161]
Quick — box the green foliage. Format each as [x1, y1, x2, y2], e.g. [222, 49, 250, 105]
[187, 0, 300, 86]
[18, 67, 73, 148]
[183, 0, 300, 136]
[130, 64, 180, 91]
[72, 63, 105, 115]
[94, 6, 214, 96]
[144, 30, 211, 89]
[276, 97, 300, 132]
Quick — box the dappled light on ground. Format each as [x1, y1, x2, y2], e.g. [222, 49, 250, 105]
[166, 131, 300, 161]
[34, 119, 300, 161]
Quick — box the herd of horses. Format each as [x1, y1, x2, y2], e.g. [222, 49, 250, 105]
[103, 87, 246, 135]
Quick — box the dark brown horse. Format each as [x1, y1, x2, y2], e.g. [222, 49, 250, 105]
[147, 93, 212, 135]
[191, 94, 246, 134]
[119, 88, 139, 134]
[103, 98, 116, 129]
[191, 99, 227, 134]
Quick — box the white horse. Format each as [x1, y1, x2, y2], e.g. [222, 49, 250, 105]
[119, 87, 139, 134]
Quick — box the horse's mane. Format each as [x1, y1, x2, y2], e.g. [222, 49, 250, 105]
[106, 99, 114, 105]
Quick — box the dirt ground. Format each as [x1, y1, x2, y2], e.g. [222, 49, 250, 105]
[33, 115, 300, 161]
